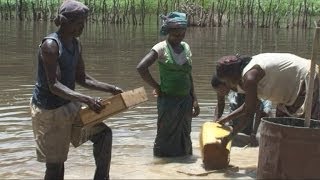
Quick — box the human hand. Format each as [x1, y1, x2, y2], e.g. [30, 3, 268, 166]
[216, 118, 228, 125]
[192, 100, 200, 117]
[213, 117, 219, 122]
[111, 86, 124, 95]
[86, 97, 105, 113]
[152, 88, 161, 97]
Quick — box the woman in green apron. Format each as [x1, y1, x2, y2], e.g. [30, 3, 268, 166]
[137, 12, 200, 157]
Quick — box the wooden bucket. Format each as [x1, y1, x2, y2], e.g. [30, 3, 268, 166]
[257, 117, 320, 179]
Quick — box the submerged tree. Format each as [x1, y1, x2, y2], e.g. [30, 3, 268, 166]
[0, 0, 319, 29]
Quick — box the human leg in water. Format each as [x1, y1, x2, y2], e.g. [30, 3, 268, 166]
[44, 162, 64, 180]
[90, 123, 112, 180]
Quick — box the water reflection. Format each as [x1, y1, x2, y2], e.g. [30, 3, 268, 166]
[0, 20, 316, 178]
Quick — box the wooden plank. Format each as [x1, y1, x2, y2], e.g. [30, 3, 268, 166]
[305, 24, 320, 127]
[122, 87, 149, 107]
[80, 94, 126, 126]
[79, 87, 148, 127]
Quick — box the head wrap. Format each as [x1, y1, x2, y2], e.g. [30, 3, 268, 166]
[54, 0, 89, 27]
[216, 55, 241, 78]
[160, 12, 188, 36]
[216, 55, 252, 78]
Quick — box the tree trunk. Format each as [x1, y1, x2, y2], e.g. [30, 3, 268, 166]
[18, 0, 23, 20]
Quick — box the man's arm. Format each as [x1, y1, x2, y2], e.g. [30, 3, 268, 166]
[41, 39, 103, 113]
[75, 43, 123, 95]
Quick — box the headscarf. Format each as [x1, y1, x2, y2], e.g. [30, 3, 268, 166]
[54, 0, 89, 27]
[160, 12, 188, 36]
[216, 55, 239, 77]
[216, 55, 251, 78]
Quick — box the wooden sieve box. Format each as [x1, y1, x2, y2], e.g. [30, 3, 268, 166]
[79, 87, 148, 127]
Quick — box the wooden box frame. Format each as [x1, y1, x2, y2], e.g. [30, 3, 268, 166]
[79, 87, 148, 127]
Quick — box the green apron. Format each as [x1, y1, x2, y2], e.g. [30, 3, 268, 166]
[158, 41, 192, 96]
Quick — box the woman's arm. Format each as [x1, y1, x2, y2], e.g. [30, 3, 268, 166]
[218, 67, 264, 135]
[190, 74, 200, 117]
[217, 103, 247, 124]
[252, 100, 262, 136]
[214, 93, 225, 120]
[136, 50, 160, 93]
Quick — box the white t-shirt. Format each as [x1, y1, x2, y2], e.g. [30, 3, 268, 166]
[152, 41, 192, 65]
[242, 53, 311, 105]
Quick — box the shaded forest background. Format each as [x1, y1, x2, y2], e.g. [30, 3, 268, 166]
[1, 0, 320, 28]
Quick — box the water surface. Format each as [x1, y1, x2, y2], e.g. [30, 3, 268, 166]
[0, 21, 315, 179]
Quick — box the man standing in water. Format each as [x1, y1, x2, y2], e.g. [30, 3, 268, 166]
[30, 0, 123, 179]
[137, 12, 200, 157]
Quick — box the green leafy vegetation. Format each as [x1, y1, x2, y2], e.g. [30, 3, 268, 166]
[0, 0, 319, 28]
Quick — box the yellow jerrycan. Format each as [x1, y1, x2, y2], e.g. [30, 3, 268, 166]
[199, 122, 232, 170]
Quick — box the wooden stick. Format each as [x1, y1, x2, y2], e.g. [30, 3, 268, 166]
[304, 22, 320, 127]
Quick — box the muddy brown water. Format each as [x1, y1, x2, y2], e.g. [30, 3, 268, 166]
[0, 21, 316, 179]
